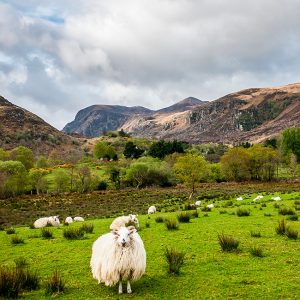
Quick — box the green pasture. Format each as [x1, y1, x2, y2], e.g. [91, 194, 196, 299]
[1, 192, 300, 299]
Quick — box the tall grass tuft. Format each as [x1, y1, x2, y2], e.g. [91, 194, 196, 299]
[218, 233, 239, 252]
[41, 228, 53, 239]
[191, 210, 199, 218]
[279, 207, 296, 216]
[63, 228, 85, 240]
[11, 236, 24, 245]
[165, 248, 185, 275]
[275, 219, 286, 235]
[14, 257, 28, 269]
[45, 269, 65, 296]
[80, 224, 94, 234]
[177, 212, 191, 223]
[250, 231, 261, 238]
[285, 227, 298, 239]
[164, 218, 179, 230]
[236, 207, 250, 217]
[6, 228, 15, 235]
[155, 216, 164, 223]
[250, 246, 264, 257]
[287, 214, 299, 221]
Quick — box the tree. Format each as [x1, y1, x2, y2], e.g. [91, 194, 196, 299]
[109, 166, 121, 189]
[9, 146, 34, 170]
[52, 169, 70, 193]
[289, 153, 297, 178]
[35, 155, 48, 168]
[220, 147, 251, 181]
[0, 148, 9, 161]
[148, 140, 187, 159]
[123, 141, 144, 159]
[173, 154, 210, 196]
[281, 127, 300, 161]
[94, 141, 117, 160]
[29, 168, 50, 194]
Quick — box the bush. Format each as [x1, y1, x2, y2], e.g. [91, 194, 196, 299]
[250, 246, 264, 257]
[250, 231, 261, 238]
[145, 222, 150, 228]
[287, 214, 299, 221]
[165, 248, 185, 274]
[285, 227, 298, 239]
[177, 212, 191, 223]
[11, 236, 24, 245]
[279, 207, 296, 216]
[236, 207, 250, 216]
[45, 269, 65, 296]
[80, 224, 94, 234]
[164, 218, 179, 230]
[6, 228, 15, 235]
[275, 219, 286, 235]
[97, 181, 107, 191]
[155, 216, 165, 223]
[41, 228, 53, 239]
[218, 233, 239, 252]
[63, 228, 85, 240]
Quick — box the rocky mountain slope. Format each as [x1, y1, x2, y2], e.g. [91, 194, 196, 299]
[0, 96, 79, 155]
[64, 83, 300, 144]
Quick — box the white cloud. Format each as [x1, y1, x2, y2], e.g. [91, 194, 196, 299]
[0, 0, 300, 129]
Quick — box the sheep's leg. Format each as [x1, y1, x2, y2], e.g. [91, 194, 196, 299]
[118, 281, 123, 294]
[127, 281, 132, 294]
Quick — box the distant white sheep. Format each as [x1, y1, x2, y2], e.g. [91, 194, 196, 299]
[148, 206, 156, 214]
[253, 195, 264, 202]
[195, 200, 201, 206]
[110, 214, 139, 231]
[272, 196, 281, 201]
[206, 204, 214, 209]
[33, 216, 60, 228]
[90, 226, 146, 294]
[65, 216, 73, 224]
[74, 216, 85, 222]
[236, 197, 243, 201]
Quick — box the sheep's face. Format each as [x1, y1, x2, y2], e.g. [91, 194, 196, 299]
[129, 214, 139, 228]
[113, 226, 136, 247]
[50, 216, 60, 225]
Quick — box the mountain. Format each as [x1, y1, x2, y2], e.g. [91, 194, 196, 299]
[63, 98, 205, 137]
[0, 96, 79, 155]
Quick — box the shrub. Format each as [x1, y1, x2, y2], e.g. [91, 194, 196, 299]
[275, 219, 286, 235]
[45, 269, 65, 296]
[41, 228, 53, 239]
[250, 246, 264, 257]
[165, 248, 185, 275]
[97, 181, 107, 191]
[236, 207, 250, 217]
[63, 228, 85, 240]
[6, 228, 15, 235]
[285, 227, 298, 239]
[145, 222, 150, 228]
[80, 224, 94, 234]
[287, 214, 299, 221]
[177, 212, 191, 223]
[155, 216, 164, 223]
[279, 207, 296, 216]
[250, 231, 261, 238]
[164, 218, 179, 230]
[11, 236, 24, 245]
[218, 233, 239, 252]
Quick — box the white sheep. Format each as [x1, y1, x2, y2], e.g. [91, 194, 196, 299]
[90, 226, 146, 294]
[74, 216, 85, 222]
[33, 216, 60, 228]
[148, 206, 156, 214]
[65, 216, 73, 224]
[110, 214, 139, 231]
[253, 195, 264, 202]
[236, 197, 243, 201]
[195, 200, 201, 206]
[206, 204, 214, 209]
[272, 196, 281, 201]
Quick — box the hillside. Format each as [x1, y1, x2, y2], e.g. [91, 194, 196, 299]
[0, 96, 81, 155]
[63, 83, 300, 144]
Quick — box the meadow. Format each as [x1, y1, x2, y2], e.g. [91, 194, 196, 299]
[1, 190, 300, 299]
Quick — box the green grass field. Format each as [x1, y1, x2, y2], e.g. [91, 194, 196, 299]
[1, 191, 300, 299]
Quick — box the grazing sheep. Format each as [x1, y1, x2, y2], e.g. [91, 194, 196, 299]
[33, 216, 60, 228]
[148, 206, 156, 214]
[195, 200, 201, 206]
[65, 216, 73, 224]
[236, 197, 243, 201]
[253, 195, 264, 202]
[90, 226, 146, 294]
[74, 216, 85, 222]
[272, 196, 281, 201]
[206, 204, 214, 209]
[110, 214, 139, 231]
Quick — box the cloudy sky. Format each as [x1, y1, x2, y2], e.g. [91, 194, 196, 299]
[1, 0, 300, 130]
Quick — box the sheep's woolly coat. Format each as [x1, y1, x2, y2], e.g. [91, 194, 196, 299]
[147, 206, 156, 214]
[33, 216, 60, 228]
[90, 229, 146, 286]
[74, 216, 84, 222]
[109, 215, 139, 231]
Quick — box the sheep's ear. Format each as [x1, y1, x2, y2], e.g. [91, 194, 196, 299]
[128, 226, 136, 235]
